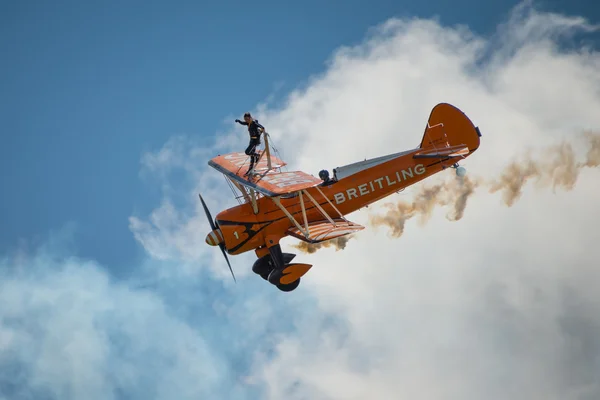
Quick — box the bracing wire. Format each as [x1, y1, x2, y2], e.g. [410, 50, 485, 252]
[223, 174, 243, 205]
[265, 131, 288, 172]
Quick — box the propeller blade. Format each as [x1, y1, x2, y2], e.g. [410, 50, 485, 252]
[219, 243, 236, 282]
[199, 194, 217, 231]
[199, 193, 236, 283]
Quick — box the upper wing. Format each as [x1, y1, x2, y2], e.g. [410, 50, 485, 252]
[255, 170, 323, 195]
[209, 151, 287, 174]
[208, 151, 322, 197]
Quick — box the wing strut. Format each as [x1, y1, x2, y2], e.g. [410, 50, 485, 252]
[229, 179, 252, 204]
[299, 190, 309, 233]
[271, 186, 359, 241]
[225, 176, 260, 214]
[301, 189, 336, 226]
[314, 186, 349, 223]
[263, 132, 273, 170]
[249, 189, 259, 214]
[271, 196, 310, 238]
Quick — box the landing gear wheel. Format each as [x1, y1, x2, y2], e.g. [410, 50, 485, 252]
[252, 252, 296, 281]
[256, 244, 307, 292]
[267, 267, 283, 285]
[252, 257, 272, 280]
[276, 278, 300, 292]
[268, 268, 300, 291]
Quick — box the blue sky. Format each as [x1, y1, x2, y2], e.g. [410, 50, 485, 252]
[2, 1, 600, 399]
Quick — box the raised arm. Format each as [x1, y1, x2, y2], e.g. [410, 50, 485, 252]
[235, 119, 248, 126]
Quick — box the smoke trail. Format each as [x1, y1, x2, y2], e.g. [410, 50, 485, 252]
[292, 235, 354, 254]
[370, 130, 600, 238]
[582, 130, 600, 167]
[447, 174, 479, 221]
[488, 157, 540, 206]
[369, 175, 481, 238]
[488, 131, 600, 205]
[290, 131, 600, 250]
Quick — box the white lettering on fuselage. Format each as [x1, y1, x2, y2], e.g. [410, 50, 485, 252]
[333, 164, 426, 204]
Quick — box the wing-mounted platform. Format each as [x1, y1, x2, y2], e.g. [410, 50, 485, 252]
[209, 152, 323, 196]
[286, 218, 364, 244]
[209, 150, 286, 180]
[209, 132, 324, 214]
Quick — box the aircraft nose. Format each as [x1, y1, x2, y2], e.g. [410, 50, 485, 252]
[205, 228, 224, 246]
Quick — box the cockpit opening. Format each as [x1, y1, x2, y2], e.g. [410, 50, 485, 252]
[319, 169, 337, 186]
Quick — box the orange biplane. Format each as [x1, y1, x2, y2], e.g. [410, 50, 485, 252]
[200, 103, 482, 292]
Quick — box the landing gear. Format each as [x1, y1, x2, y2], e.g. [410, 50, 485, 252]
[252, 244, 312, 292]
[273, 276, 301, 292]
[252, 249, 296, 280]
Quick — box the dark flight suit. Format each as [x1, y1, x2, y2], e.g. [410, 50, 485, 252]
[235, 119, 265, 172]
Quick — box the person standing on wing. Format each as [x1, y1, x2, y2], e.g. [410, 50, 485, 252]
[235, 112, 265, 175]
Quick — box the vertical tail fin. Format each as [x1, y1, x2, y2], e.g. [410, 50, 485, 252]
[419, 103, 481, 155]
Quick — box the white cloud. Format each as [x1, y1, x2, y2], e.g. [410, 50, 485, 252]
[0, 247, 239, 399]
[6, 2, 598, 399]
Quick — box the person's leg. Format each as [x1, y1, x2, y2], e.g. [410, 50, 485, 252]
[245, 140, 258, 172]
[252, 138, 261, 161]
[244, 142, 255, 156]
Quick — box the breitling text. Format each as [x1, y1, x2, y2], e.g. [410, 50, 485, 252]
[333, 164, 426, 204]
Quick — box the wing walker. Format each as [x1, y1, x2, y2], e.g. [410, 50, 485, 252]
[200, 103, 482, 292]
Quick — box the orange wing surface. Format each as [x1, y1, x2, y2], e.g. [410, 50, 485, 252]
[208, 151, 322, 196]
[286, 219, 365, 243]
[209, 151, 286, 175]
[255, 171, 323, 195]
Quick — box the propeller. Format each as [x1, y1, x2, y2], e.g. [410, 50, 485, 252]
[199, 194, 236, 282]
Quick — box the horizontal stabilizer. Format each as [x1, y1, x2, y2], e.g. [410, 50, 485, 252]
[413, 144, 469, 159]
[287, 218, 364, 244]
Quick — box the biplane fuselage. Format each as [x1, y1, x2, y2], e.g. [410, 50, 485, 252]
[206, 103, 482, 262]
[215, 151, 453, 255]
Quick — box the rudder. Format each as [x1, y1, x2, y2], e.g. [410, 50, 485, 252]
[419, 103, 481, 154]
